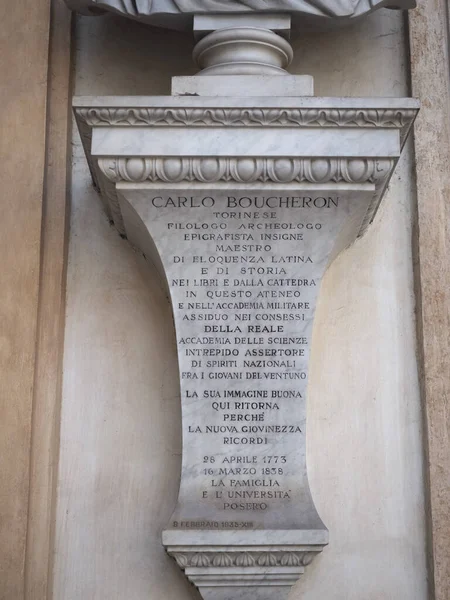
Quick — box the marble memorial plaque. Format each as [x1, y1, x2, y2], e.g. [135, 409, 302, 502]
[119, 186, 370, 532]
[74, 92, 418, 599]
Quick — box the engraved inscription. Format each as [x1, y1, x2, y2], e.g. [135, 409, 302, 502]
[124, 188, 369, 529]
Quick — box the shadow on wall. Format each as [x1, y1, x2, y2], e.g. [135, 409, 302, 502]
[74, 8, 407, 97]
[75, 13, 197, 96]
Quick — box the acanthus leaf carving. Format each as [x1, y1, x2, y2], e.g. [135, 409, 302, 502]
[280, 552, 301, 567]
[167, 549, 322, 569]
[257, 553, 278, 566]
[235, 552, 255, 567]
[190, 553, 211, 568]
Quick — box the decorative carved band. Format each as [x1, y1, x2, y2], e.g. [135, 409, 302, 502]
[77, 107, 416, 130]
[165, 546, 324, 589]
[171, 550, 316, 569]
[98, 157, 394, 185]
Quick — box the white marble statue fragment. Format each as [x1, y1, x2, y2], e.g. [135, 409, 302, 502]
[65, 0, 416, 29]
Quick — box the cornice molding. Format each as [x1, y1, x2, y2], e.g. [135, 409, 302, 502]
[73, 99, 418, 240]
[171, 549, 317, 568]
[98, 156, 394, 185]
[76, 106, 416, 143]
[95, 155, 394, 238]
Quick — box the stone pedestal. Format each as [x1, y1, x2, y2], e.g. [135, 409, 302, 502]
[74, 91, 417, 599]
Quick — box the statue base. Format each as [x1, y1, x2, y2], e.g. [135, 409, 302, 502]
[73, 86, 418, 600]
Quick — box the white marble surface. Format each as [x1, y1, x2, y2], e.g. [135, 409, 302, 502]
[73, 95, 420, 109]
[54, 10, 427, 600]
[70, 81, 417, 598]
[91, 127, 400, 158]
[192, 14, 292, 38]
[118, 184, 371, 599]
[124, 186, 370, 525]
[171, 75, 314, 97]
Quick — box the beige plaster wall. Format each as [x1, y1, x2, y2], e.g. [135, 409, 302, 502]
[54, 10, 428, 599]
[0, 1, 51, 597]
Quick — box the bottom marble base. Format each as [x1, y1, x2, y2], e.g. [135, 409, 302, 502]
[198, 585, 291, 600]
[186, 563, 304, 594]
[163, 530, 327, 600]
